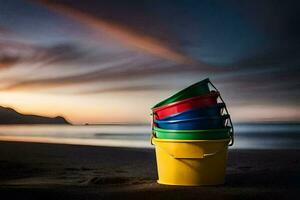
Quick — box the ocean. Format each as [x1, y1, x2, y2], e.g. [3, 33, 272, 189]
[0, 124, 299, 149]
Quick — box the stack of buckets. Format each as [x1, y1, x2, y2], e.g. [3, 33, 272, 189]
[151, 78, 234, 186]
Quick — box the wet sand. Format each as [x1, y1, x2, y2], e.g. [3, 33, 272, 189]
[0, 141, 299, 200]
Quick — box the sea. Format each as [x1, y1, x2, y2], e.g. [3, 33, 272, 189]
[0, 123, 299, 149]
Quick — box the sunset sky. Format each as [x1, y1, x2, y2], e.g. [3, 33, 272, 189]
[0, 0, 299, 124]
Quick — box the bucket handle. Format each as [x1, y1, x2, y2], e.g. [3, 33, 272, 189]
[209, 80, 234, 146]
[173, 149, 225, 159]
[150, 113, 154, 145]
[150, 112, 157, 145]
[155, 144, 226, 159]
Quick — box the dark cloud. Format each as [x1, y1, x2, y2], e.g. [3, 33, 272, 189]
[0, 40, 36, 68]
[43, 43, 87, 65]
[0, 26, 11, 35]
[0, 54, 20, 68]
[0, 39, 87, 68]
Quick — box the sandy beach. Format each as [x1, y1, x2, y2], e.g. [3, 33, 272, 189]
[0, 141, 299, 199]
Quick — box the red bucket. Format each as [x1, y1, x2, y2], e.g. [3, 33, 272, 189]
[152, 91, 219, 120]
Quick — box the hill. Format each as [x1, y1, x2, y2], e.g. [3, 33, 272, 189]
[0, 106, 70, 124]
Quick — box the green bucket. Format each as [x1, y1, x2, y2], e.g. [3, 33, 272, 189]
[152, 78, 211, 108]
[153, 126, 231, 140]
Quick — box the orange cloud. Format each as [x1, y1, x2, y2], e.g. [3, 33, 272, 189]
[36, 0, 197, 65]
[0, 61, 17, 69]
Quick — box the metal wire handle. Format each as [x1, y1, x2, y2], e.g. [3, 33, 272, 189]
[150, 112, 158, 145]
[208, 81, 234, 146]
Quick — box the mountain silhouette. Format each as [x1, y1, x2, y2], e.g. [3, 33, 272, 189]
[0, 106, 70, 124]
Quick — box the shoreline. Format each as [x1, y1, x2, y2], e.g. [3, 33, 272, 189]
[0, 141, 299, 199]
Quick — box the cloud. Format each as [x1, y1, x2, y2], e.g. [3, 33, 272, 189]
[78, 84, 172, 94]
[0, 30, 222, 92]
[42, 43, 87, 65]
[35, 0, 203, 65]
[0, 54, 20, 69]
[0, 58, 182, 91]
[0, 39, 87, 68]
[0, 41, 35, 69]
[0, 27, 11, 36]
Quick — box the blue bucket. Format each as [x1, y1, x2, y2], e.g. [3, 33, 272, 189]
[154, 115, 229, 130]
[160, 103, 225, 121]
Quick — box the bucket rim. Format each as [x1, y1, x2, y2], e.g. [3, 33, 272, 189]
[153, 126, 231, 133]
[152, 137, 230, 143]
[154, 114, 229, 124]
[152, 91, 219, 111]
[152, 78, 210, 108]
[160, 102, 226, 120]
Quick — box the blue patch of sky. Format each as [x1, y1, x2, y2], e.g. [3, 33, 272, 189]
[0, 0, 84, 45]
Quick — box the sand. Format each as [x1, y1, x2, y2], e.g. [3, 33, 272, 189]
[0, 141, 299, 200]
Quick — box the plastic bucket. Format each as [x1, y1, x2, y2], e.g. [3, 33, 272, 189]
[154, 115, 229, 130]
[161, 103, 225, 121]
[152, 91, 219, 120]
[152, 137, 230, 186]
[153, 78, 211, 108]
[154, 126, 231, 140]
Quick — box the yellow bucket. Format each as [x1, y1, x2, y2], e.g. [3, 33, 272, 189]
[152, 137, 230, 186]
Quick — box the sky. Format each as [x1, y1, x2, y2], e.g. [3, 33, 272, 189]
[0, 0, 299, 124]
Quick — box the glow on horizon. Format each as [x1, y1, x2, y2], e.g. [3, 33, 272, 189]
[0, 91, 156, 124]
[1, 91, 300, 124]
